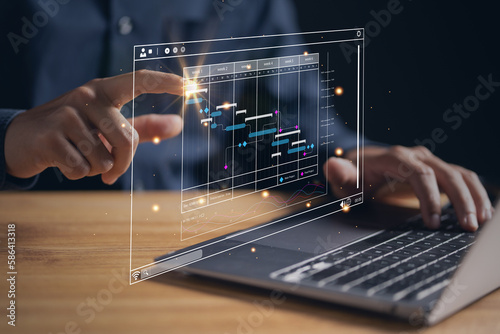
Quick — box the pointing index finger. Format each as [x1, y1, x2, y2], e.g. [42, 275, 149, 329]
[95, 70, 183, 108]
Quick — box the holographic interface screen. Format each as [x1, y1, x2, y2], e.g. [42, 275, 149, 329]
[130, 29, 365, 284]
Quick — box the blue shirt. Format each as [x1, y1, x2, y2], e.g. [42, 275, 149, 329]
[0, 0, 360, 190]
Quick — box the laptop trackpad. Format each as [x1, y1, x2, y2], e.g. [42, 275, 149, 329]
[233, 212, 382, 255]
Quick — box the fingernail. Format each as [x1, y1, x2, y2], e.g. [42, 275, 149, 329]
[429, 214, 441, 229]
[484, 208, 492, 221]
[105, 160, 114, 172]
[465, 213, 478, 231]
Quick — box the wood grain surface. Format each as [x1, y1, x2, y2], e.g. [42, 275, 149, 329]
[0, 191, 498, 334]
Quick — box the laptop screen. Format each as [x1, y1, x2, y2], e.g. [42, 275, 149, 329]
[130, 29, 365, 284]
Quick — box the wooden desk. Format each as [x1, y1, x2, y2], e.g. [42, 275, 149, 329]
[0, 191, 498, 334]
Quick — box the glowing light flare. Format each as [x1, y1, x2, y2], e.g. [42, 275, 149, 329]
[306, 202, 311, 208]
[204, 122, 208, 127]
[261, 191, 270, 198]
[121, 123, 126, 128]
[198, 198, 206, 205]
[152, 204, 160, 212]
[251, 247, 256, 253]
[246, 64, 252, 70]
[335, 147, 344, 156]
[303, 51, 309, 55]
[222, 102, 231, 110]
[153, 136, 161, 144]
[335, 86, 344, 96]
[184, 80, 199, 97]
[342, 204, 350, 213]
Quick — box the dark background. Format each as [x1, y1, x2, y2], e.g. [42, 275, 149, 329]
[19, 0, 499, 190]
[294, 0, 499, 179]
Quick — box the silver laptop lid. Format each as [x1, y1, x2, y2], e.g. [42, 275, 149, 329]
[428, 200, 500, 325]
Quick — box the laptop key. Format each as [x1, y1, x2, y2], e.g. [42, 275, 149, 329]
[308, 264, 350, 282]
[370, 247, 393, 256]
[272, 208, 478, 303]
[428, 247, 451, 256]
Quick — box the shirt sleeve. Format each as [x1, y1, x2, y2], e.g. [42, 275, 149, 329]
[0, 109, 38, 190]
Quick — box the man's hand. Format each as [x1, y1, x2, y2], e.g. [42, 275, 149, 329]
[4, 70, 183, 185]
[324, 146, 493, 231]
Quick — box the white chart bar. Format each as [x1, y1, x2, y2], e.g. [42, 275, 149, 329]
[216, 103, 237, 110]
[245, 113, 273, 122]
[275, 130, 301, 139]
[235, 110, 247, 115]
[186, 88, 208, 95]
[201, 118, 212, 124]
[291, 140, 306, 146]
[271, 152, 281, 158]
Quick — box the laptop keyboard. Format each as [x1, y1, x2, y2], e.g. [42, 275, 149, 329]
[270, 211, 476, 302]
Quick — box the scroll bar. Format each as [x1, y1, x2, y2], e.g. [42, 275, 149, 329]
[356, 44, 360, 189]
[145, 249, 203, 278]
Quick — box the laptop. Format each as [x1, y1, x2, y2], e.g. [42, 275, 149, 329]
[132, 29, 499, 325]
[157, 197, 500, 325]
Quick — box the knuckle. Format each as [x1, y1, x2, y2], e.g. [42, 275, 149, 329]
[63, 151, 90, 180]
[136, 69, 150, 77]
[389, 145, 407, 156]
[75, 162, 91, 178]
[71, 85, 97, 104]
[120, 125, 138, 148]
[388, 146, 419, 168]
[412, 145, 432, 159]
[93, 158, 113, 174]
[462, 169, 480, 183]
[414, 164, 435, 177]
[414, 145, 431, 155]
[119, 128, 134, 149]
[56, 106, 80, 125]
[64, 163, 90, 180]
[86, 78, 104, 87]
[445, 169, 463, 183]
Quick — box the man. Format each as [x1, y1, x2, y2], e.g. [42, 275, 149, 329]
[0, 0, 493, 231]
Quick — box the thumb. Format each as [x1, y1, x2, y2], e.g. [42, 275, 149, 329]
[129, 114, 182, 144]
[323, 157, 358, 198]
